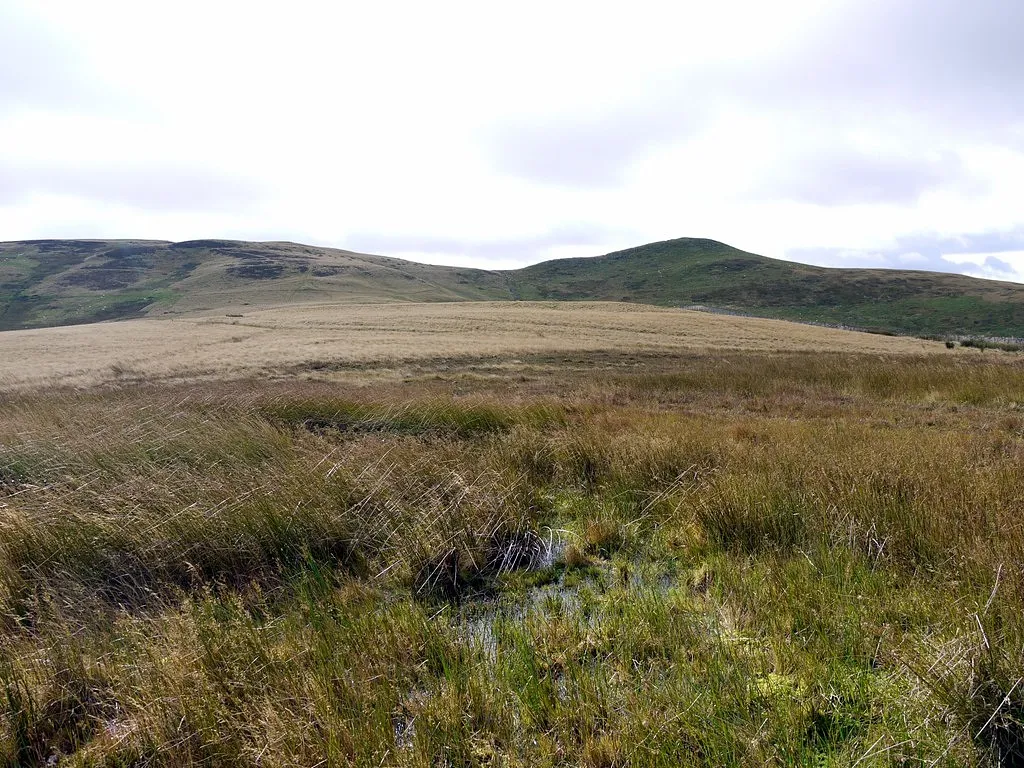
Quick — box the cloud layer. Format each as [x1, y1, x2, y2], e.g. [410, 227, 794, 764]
[1, 0, 1022, 280]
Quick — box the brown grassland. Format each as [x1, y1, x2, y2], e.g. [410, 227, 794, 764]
[0, 302, 1021, 766]
[0, 301, 943, 391]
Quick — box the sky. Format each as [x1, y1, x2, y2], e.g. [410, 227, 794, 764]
[2, 1, 1024, 281]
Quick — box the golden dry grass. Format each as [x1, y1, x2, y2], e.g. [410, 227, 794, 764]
[0, 300, 951, 391]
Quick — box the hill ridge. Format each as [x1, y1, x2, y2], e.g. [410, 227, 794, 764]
[1, 236, 1021, 337]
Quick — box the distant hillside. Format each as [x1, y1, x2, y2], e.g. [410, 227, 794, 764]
[0, 239, 511, 330]
[507, 238, 1024, 338]
[1, 237, 1022, 337]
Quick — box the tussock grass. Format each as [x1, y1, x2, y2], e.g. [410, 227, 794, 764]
[623, 351, 1024, 405]
[265, 396, 561, 438]
[0, 353, 1022, 764]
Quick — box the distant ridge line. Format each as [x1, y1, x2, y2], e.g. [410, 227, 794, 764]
[1, 236, 1022, 337]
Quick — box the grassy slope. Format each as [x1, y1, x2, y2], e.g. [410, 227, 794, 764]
[508, 238, 1024, 338]
[0, 239, 512, 330]
[2, 236, 1023, 337]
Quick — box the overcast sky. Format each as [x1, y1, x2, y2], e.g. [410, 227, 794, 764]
[2, 1, 1024, 281]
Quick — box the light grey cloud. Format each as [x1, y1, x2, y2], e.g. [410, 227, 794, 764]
[981, 255, 1016, 276]
[760, 148, 969, 206]
[488, 0, 1024, 195]
[348, 223, 638, 266]
[786, 228, 1024, 279]
[490, 100, 702, 187]
[0, 6, 111, 115]
[895, 230, 1024, 258]
[735, 0, 1024, 135]
[0, 163, 265, 212]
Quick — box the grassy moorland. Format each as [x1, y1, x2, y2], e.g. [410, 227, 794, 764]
[0, 301, 941, 392]
[3, 237, 1024, 339]
[1, 350, 1022, 766]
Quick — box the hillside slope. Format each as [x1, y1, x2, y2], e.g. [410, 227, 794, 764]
[1, 237, 1022, 337]
[508, 238, 1024, 338]
[0, 239, 511, 330]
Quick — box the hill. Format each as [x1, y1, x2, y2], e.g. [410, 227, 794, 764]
[507, 238, 1024, 338]
[2, 237, 1023, 337]
[0, 239, 510, 330]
